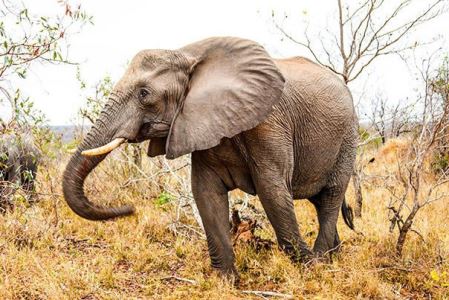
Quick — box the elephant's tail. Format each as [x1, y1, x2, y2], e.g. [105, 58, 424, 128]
[341, 198, 355, 230]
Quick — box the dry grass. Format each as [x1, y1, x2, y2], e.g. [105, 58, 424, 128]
[0, 140, 448, 299]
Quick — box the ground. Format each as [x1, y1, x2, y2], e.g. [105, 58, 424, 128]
[0, 140, 448, 299]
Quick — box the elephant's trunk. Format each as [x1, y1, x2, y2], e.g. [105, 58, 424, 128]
[62, 105, 135, 220]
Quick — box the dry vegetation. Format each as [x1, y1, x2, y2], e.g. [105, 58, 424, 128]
[1, 1, 448, 298]
[0, 138, 448, 299]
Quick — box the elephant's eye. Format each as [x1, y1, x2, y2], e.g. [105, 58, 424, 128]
[138, 88, 149, 100]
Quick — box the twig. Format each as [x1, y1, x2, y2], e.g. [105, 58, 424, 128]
[160, 275, 197, 285]
[242, 290, 294, 299]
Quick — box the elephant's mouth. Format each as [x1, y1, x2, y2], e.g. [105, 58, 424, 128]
[82, 121, 171, 157]
[132, 121, 171, 142]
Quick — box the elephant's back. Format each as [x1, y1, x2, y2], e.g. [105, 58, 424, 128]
[273, 56, 355, 135]
[0, 132, 39, 163]
[0, 134, 16, 157]
[274, 56, 353, 110]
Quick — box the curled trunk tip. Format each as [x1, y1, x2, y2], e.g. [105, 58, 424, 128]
[62, 146, 136, 221]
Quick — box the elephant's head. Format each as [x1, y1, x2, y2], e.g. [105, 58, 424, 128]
[62, 37, 285, 220]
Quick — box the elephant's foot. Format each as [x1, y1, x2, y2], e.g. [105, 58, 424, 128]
[280, 244, 327, 267]
[332, 232, 342, 253]
[280, 242, 314, 264]
[312, 232, 342, 264]
[313, 232, 342, 254]
[213, 265, 240, 286]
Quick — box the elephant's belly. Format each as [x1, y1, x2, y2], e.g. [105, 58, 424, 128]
[292, 180, 327, 199]
[226, 165, 256, 195]
[205, 139, 257, 195]
[291, 148, 341, 199]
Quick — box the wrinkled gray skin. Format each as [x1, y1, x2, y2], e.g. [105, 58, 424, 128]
[0, 132, 39, 205]
[62, 37, 357, 277]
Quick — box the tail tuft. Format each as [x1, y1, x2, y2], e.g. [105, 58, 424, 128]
[341, 198, 355, 230]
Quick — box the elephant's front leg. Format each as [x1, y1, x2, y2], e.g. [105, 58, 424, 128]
[191, 154, 237, 277]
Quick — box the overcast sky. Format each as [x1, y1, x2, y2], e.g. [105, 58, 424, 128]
[2, 0, 448, 125]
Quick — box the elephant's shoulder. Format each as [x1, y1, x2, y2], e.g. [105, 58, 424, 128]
[274, 56, 322, 71]
[275, 57, 350, 96]
[274, 57, 335, 81]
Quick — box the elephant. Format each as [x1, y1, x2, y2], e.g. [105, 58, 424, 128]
[62, 37, 357, 278]
[0, 132, 40, 208]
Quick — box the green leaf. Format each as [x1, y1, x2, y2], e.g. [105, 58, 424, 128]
[155, 191, 172, 207]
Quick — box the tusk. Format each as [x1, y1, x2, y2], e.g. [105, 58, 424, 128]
[81, 138, 126, 156]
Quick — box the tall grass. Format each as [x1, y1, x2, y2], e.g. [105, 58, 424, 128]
[0, 139, 447, 299]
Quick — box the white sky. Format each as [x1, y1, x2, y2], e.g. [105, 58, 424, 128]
[2, 0, 448, 125]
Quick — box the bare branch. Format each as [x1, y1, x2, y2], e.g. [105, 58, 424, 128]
[274, 0, 446, 84]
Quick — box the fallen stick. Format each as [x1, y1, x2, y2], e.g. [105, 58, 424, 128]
[161, 275, 197, 285]
[242, 290, 294, 299]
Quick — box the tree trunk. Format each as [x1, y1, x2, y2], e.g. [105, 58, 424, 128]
[396, 204, 419, 256]
[353, 169, 363, 218]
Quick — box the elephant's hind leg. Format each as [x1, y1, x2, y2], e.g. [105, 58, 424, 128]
[310, 128, 356, 255]
[243, 128, 313, 261]
[255, 177, 313, 261]
[310, 186, 346, 255]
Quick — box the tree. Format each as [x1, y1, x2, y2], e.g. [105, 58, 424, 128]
[0, 0, 91, 206]
[0, 0, 92, 130]
[77, 69, 113, 124]
[274, 0, 446, 84]
[365, 92, 416, 144]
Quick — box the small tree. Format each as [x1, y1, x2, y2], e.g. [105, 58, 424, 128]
[0, 0, 92, 129]
[77, 70, 113, 124]
[0, 0, 91, 206]
[387, 54, 449, 256]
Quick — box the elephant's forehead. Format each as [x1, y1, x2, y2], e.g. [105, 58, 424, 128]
[116, 50, 187, 89]
[129, 49, 180, 69]
[116, 65, 167, 90]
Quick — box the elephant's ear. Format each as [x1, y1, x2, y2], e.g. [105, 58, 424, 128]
[165, 37, 285, 159]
